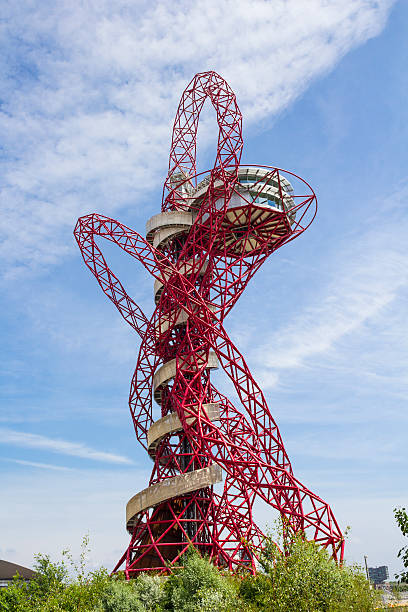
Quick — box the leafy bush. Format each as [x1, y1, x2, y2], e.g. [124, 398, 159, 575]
[239, 526, 378, 612]
[0, 530, 377, 611]
[161, 548, 242, 611]
[394, 507, 408, 582]
[0, 575, 32, 612]
[133, 574, 163, 610]
[0, 537, 110, 612]
[95, 579, 144, 612]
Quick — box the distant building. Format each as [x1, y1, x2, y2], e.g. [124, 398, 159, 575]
[368, 566, 389, 584]
[0, 560, 36, 588]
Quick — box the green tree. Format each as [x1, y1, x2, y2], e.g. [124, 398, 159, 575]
[95, 579, 144, 612]
[394, 507, 408, 582]
[133, 574, 163, 610]
[0, 531, 382, 611]
[239, 525, 378, 612]
[0, 574, 31, 612]
[161, 548, 243, 611]
[96, 573, 164, 612]
[29, 553, 68, 601]
[0, 536, 111, 612]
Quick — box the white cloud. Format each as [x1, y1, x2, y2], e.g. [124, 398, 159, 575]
[0, 0, 395, 276]
[0, 428, 133, 464]
[5, 458, 73, 471]
[254, 189, 408, 379]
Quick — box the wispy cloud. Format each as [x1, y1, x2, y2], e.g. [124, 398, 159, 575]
[254, 187, 408, 385]
[0, 0, 395, 276]
[0, 429, 133, 464]
[5, 458, 73, 471]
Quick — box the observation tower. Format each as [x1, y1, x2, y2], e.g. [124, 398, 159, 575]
[74, 71, 344, 575]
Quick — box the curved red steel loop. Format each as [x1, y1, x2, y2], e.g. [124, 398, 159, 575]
[163, 71, 243, 211]
[74, 70, 344, 576]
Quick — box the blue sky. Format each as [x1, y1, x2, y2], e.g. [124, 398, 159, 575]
[1, 0, 407, 574]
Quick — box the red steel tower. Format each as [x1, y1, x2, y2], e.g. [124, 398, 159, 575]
[74, 71, 344, 575]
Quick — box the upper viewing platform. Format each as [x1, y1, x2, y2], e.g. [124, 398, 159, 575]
[149, 165, 310, 257]
[191, 166, 294, 216]
[166, 165, 295, 217]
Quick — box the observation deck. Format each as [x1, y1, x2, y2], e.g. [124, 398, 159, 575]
[153, 166, 296, 257]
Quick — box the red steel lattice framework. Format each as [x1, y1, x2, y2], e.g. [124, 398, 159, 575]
[74, 71, 344, 575]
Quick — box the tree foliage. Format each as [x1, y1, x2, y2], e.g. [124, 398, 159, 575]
[394, 507, 408, 582]
[0, 530, 378, 611]
[160, 548, 242, 611]
[239, 528, 378, 612]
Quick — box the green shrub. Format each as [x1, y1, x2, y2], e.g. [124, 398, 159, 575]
[0, 538, 111, 612]
[0, 575, 31, 612]
[95, 580, 144, 612]
[133, 574, 163, 610]
[161, 548, 242, 611]
[394, 507, 408, 582]
[239, 527, 379, 612]
[95, 573, 164, 612]
[0, 531, 379, 611]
